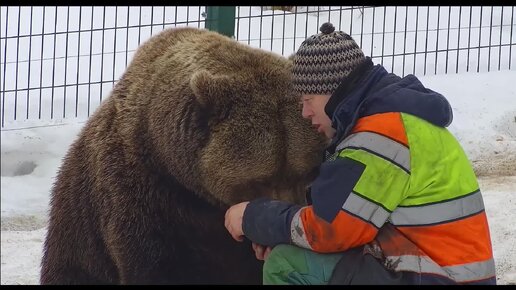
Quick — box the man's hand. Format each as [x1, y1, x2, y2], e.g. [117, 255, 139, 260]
[252, 242, 273, 261]
[224, 201, 249, 242]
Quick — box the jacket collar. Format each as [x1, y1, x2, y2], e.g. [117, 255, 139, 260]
[324, 57, 375, 118]
[325, 58, 388, 153]
[324, 59, 453, 154]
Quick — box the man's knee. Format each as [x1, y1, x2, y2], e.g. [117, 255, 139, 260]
[263, 244, 308, 284]
[264, 244, 298, 272]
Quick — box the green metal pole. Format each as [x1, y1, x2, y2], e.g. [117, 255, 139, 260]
[205, 6, 236, 38]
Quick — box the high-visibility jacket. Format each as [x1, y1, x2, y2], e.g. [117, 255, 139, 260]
[242, 58, 496, 285]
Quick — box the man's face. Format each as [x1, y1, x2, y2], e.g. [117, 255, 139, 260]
[300, 94, 336, 140]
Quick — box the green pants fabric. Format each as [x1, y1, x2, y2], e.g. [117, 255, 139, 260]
[263, 244, 344, 285]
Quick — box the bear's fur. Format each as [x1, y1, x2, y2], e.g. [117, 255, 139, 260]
[40, 27, 326, 285]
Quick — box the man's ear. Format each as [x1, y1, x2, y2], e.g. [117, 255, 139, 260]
[190, 70, 233, 110]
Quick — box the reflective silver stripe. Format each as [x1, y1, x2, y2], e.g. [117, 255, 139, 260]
[336, 131, 410, 172]
[290, 209, 312, 250]
[443, 259, 496, 282]
[342, 192, 391, 228]
[390, 190, 485, 226]
[386, 255, 496, 283]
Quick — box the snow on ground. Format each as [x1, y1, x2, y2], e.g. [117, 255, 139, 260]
[480, 175, 516, 285]
[1, 228, 46, 285]
[1, 69, 515, 285]
[1, 122, 85, 230]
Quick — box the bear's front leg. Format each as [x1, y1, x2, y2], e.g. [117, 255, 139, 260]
[104, 214, 183, 284]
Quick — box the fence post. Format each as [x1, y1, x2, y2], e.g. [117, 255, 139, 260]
[205, 6, 236, 38]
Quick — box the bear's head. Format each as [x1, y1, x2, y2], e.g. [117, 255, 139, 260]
[132, 28, 327, 208]
[189, 62, 327, 206]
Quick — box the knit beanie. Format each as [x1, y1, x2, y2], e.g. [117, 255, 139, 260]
[292, 22, 366, 95]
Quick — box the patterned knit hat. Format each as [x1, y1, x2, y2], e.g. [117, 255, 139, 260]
[292, 22, 365, 95]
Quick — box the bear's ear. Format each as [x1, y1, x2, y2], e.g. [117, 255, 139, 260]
[190, 70, 233, 109]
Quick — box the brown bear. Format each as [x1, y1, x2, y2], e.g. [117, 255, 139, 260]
[40, 27, 326, 285]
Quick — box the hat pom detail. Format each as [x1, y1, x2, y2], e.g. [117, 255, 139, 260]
[319, 22, 335, 34]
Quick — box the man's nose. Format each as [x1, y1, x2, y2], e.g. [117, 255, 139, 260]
[301, 105, 313, 119]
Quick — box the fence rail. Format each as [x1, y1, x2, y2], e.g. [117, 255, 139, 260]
[1, 6, 515, 129]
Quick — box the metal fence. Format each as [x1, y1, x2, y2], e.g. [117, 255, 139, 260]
[1, 6, 515, 129]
